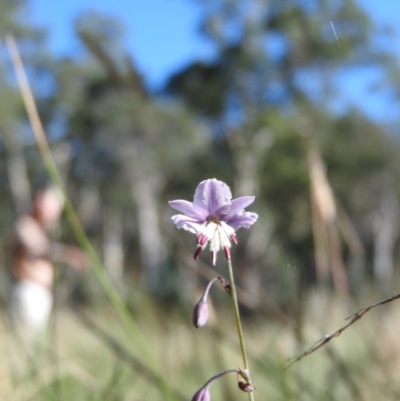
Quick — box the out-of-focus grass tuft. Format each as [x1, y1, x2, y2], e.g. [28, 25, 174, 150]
[2, 288, 400, 401]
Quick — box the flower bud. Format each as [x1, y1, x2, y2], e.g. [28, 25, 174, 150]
[192, 296, 209, 328]
[192, 277, 219, 328]
[191, 384, 211, 401]
[191, 369, 238, 401]
[237, 368, 256, 393]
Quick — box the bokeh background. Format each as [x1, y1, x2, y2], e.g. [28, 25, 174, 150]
[2, 0, 400, 400]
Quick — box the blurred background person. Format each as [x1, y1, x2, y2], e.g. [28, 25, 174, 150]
[9, 186, 89, 340]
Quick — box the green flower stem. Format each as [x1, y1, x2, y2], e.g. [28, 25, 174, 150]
[6, 34, 179, 401]
[226, 258, 255, 401]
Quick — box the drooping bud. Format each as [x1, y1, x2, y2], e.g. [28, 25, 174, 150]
[192, 277, 219, 328]
[192, 296, 209, 328]
[191, 369, 239, 401]
[192, 276, 232, 328]
[191, 384, 211, 401]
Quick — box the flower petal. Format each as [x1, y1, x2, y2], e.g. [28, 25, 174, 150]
[222, 196, 255, 220]
[169, 200, 208, 220]
[171, 215, 204, 234]
[226, 212, 258, 229]
[193, 179, 232, 216]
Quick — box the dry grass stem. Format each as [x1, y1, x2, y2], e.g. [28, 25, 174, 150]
[287, 292, 400, 368]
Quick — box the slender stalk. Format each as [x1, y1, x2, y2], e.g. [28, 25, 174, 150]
[226, 258, 255, 401]
[5, 34, 179, 401]
[203, 369, 239, 388]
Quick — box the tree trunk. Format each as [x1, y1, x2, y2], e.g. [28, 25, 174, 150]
[4, 130, 31, 213]
[103, 208, 124, 281]
[128, 174, 166, 291]
[373, 190, 399, 290]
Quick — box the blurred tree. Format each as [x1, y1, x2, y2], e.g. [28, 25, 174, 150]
[53, 11, 210, 292]
[165, 0, 400, 295]
[2, 0, 400, 305]
[322, 111, 400, 291]
[0, 0, 51, 221]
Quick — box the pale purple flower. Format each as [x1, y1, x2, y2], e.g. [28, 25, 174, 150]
[169, 178, 258, 265]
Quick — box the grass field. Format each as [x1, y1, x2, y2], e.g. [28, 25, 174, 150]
[2, 288, 400, 401]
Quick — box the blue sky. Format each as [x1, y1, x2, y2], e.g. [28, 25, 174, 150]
[29, 0, 400, 122]
[29, 0, 214, 88]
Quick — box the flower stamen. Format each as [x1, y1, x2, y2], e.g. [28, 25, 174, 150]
[197, 233, 208, 246]
[230, 233, 238, 245]
[194, 246, 204, 260]
[212, 250, 217, 266]
[224, 246, 231, 260]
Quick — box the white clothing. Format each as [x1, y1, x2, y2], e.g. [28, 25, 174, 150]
[10, 280, 53, 335]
